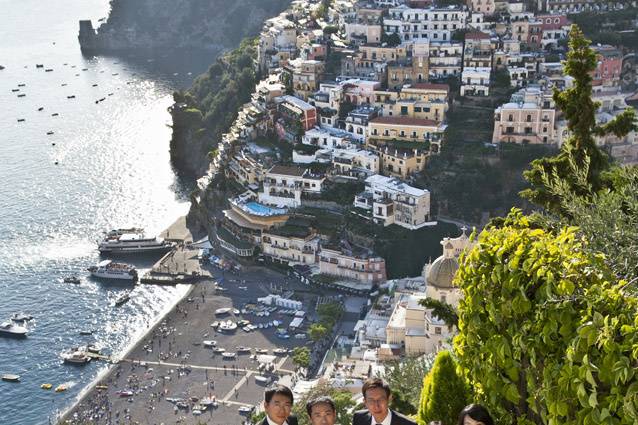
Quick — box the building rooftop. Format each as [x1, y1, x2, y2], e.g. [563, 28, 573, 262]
[268, 165, 307, 177]
[406, 82, 450, 92]
[365, 174, 429, 197]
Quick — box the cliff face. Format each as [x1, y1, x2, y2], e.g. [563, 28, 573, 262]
[79, 0, 290, 51]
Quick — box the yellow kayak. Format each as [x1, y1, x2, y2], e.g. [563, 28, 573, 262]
[55, 384, 67, 392]
[41, 383, 53, 390]
[96, 384, 108, 390]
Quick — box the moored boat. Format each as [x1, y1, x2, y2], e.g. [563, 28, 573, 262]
[222, 352, 236, 359]
[88, 260, 137, 281]
[63, 276, 80, 284]
[218, 320, 237, 332]
[61, 349, 91, 365]
[0, 321, 27, 338]
[11, 313, 33, 322]
[1, 374, 20, 382]
[98, 228, 175, 254]
[114, 291, 131, 306]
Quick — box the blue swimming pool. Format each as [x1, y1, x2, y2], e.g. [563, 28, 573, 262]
[244, 202, 287, 216]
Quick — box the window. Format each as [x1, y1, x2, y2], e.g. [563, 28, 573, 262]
[435, 327, 442, 335]
[526, 114, 532, 122]
[414, 106, 422, 113]
[400, 106, 408, 115]
[506, 126, 514, 134]
[525, 127, 532, 134]
[508, 114, 514, 122]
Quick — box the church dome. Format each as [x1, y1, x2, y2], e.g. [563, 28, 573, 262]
[426, 255, 459, 289]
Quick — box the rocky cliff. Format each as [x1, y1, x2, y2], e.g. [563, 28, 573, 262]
[79, 0, 290, 51]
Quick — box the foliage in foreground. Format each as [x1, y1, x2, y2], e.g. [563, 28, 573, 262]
[291, 381, 357, 425]
[454, 209, 638, 425]
[382, 354, 435, 415]
[417, 351, 469, 425]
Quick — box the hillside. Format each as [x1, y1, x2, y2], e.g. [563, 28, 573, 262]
[79, 0, 290, 51]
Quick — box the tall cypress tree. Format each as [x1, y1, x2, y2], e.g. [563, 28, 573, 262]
[520, 25, 636, 215]
[417, 351, 469, 425]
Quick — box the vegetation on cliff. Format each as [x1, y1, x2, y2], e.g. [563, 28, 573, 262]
[170, 38, 258, 176]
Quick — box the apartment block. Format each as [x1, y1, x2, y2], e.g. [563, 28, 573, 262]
[258, 165, 325, 208]
[492, 86, 556, 144]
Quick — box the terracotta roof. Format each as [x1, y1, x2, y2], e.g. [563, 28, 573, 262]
[465, 31, 490, 40]
[408, 83, 450, 92]
[268, 165, 306, 177]
[370, 116, 439, 127]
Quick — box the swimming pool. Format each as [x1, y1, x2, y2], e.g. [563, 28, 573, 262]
[243, 201, 287, 216]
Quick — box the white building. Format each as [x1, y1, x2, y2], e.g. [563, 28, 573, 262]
[426, 41, 463, 78]
[332, 148, 380, 179]
[259, 165, 325, 208]
[302, 127, 356, 150]
[383, 5, 469, 43]
[354, 175, 434, 230]
[460, 66, 491, 96]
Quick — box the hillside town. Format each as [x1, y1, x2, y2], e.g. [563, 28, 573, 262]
[180, 0, 638, 362]
[168, 0, 638, 421]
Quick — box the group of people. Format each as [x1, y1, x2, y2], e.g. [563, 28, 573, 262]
[259, 378, 493, 425]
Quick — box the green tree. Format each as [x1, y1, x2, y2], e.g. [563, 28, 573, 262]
[308, 323, 328, 341]
[417, 351, 469, 425]
[383, 355, 435, 415]
[292, 346, 311, 368]
[291, 381, 357, 425]
[454, 209, 638, 425]
[521, 25, 636, 215]
[419, 298, 458, 328]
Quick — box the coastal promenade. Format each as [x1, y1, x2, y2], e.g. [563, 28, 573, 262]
[59, 260, 313, 425]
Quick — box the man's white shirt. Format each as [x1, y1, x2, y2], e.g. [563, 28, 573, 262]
[266, 416, 288, 425]
[370, 409, 392, 425]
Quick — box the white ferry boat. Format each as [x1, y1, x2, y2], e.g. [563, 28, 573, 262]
[0, 322, 27, 338]
[98, 229, 175, 254]
[61, 349, 91, 365]
[88, 260, 137, 281]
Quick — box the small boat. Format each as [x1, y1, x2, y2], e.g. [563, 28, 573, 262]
[222, 352, 236, 359]
[63, 276, 80, 284]
[236, 346, 251, 353]
[36, 64, 44, 68]
[116, 390, 133, 397]
[111, 73, 119, 76]
[210, 321, 219, 328]
[11, 89, 19, 92]
[45, 69, 53, 72]
[215, 307, 231, 316]
[218, 320, 237, 332]
[17, 83, 25, 87]
[0, 321, 27, 338]
[38, 107, 44, 111]
[212, 346, 225, 353]
[46, 131, 54, 135]
[17, 119, 25, 122]
[55, 384, 67, 392]
[114, 291, 131, 306]
[67, 95, 75, 99]
[238, 406, 253, 414]
[273, 348, 288, 355]
[61, 83, 67, 86]
[0, 65, 4, 70]
[99, 97, 105, 102]
[96, 384, 108, 390]
[255, 348, 268, 354]
[79, 330, 93, 336]
[11, 313, 33, 322]
[82, 68, 88, 71]
[41, 383, 52, 389]
[17, 94, 26, 98]
[86, 344, 101, 354]
[202, 340, 217, 348]
[51, 113, 59, 116]
[92, 84, 98, 87]
[61, 350, 91, 364]
[1, 374, 20, 382]
[107, 93, 113, 96]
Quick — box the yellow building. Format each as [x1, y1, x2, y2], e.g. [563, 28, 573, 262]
[382, 83, 450, 123]
[368, 116, 446, 149]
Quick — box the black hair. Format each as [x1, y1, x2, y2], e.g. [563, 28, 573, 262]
[457, 404, 494, 425]
[264, 384, 294, 404]
[306, 396, 336, 416]
[361, 377, 391, 399]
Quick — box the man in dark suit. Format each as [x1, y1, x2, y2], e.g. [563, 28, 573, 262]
[352, 377, 416, 425]
[260, 384, 299, 425]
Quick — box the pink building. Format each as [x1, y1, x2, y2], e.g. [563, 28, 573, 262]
[593, 45, 622, 88]
[319, 245, 387, 284]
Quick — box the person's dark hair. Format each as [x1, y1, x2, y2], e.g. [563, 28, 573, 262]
[306, 395, 336, 416]
[264, 384, 294, 404]
[361, 377, 391, 399]
[457, 404, 494, 425]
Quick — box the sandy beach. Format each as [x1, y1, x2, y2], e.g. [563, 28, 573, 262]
[58, 257, 320, 425]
